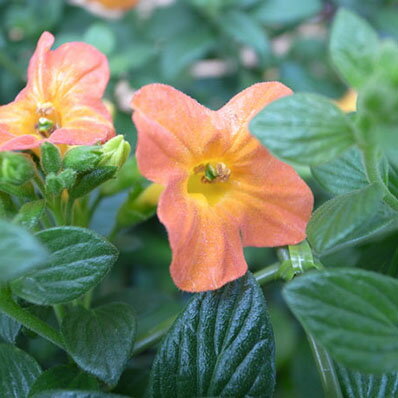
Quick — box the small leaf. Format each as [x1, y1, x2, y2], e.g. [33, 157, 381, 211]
[0, 343, 41, 398]
[254, 0, 322, 25]
[161, 28, 215, 80]
[283, 268, 398, 374]
[336, 363, 398, 398]
[250, 93, 355, 166]
[13, 200, 45, 230]
[29, 365, 99, 396]
[149, 273, 275, 397]
[0, 313, 21, 343]
[11, 227, 118, 305]
[31, 392, 128, 398]
[330, 8, 379, 89]
[219, 11, 270, 63]
[307, 183, 384, 255]
[61, 303, 136, 386]
[0, 220, 48, 282]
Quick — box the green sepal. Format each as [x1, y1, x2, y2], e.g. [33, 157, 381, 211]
[40, 142, 62, 174]
[0, 152, 35, 186]
[69, 167, 117, 199]
[63, 146, 102, 173]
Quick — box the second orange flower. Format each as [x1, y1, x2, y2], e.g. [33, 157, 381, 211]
[131, 83, 314, 292]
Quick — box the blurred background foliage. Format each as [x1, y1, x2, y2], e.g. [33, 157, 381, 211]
[1, 0, 398, 397]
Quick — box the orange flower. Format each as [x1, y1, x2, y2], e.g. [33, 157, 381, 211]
[335, 89, 357, 112]
[131, 83, 314, 292]
[88, 0, 139, 10]
[0, 32, 114, 152]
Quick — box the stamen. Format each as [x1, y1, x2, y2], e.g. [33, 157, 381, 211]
[194, 162, 231, 184]
[35, 117, 56, 137]
[37, 102, 55, 116]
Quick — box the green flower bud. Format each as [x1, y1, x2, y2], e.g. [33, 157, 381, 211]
[45, 169, 77, 196]
[40, 142, 62, 174]
[0, 152, 35, 185]
[99, 135, 131, 169]
[63, 146, 102, 173]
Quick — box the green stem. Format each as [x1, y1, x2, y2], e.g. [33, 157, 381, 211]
[362, 147, 398, 212]
[132, 263, 282, 356]
[307, 334, 343, 398]
[0, 287, 65, 350]
[87, 194, 103, 222]
[65, 198, 75, 225]
[53, 304, 66, 325]
[253, 262, 280, 285]
[132, 316, 177, 356]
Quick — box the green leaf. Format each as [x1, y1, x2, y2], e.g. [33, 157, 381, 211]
[330, 8, 379, 89]
[149, 273, 275, 397]
[29, 365, 99, 396]
[336, 363, 398, 398]
[307, 183, 384, 255]
[84, 23, 116, 55]
[161, 28, 215, 80]
[61, 303, 136, 386]
[69, 167, 117, 199]
[31, 392, 128, 398]
[13, 200, 46, 230]
[219, 11, 270, 63]
[254, 0, 322, 25]
[250, 93, 355, 166]
[283, 268, 398, 374]
[311, 147, 369, 195]
[0, 313, 21, 343]
[11, 227, 118, 305]
[0, 220, 48, 283]
[0, 343, 41, 397]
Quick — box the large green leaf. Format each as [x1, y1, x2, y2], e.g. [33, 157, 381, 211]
[0, 312, 21, 343]
[29, 365, 99, 396]
[283, 268, 398, 373]
[149, 273, 275, 397]
[254, 0, 322, 25]
[250, 93, 355, 166]
[61, 303, 136, 386]
[0, 343, 42, 398]
[0, 220, 48, 282]
[330, 8, 379, 89]
[11, 227, 118, 305]
[311, 147, 369, 195]
[336, 363, 398, 398]
[307, 183, 385, 255]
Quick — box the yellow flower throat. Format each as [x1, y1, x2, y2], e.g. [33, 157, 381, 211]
[187, 162, 231, 205]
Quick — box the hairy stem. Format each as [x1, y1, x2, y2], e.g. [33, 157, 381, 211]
[307, 333, 343, 398]
[0, 287, 65, 350]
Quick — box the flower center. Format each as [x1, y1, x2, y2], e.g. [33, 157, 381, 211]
[34, 102, 59, 137]
[187, 162, 232, 205]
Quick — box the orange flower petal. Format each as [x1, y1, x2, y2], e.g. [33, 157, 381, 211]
[89, 0, 139, 10]
[132, 84, 225, 184]
[158, 174, 247, 292]
[27, 32, 109, 103]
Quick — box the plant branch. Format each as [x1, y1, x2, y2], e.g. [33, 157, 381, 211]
[0, 287, 65, 350]
[307, 333, 343, 398]
[132, 263, 282, 356]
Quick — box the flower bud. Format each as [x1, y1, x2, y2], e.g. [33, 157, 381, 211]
[0, 152, 35, 185]
[45, 169, 77, 195]
[63, 146, 102, 173]
[99, 135, 130, 169]
[40, 142, 62, 174]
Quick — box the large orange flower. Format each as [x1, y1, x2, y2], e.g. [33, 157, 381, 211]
[131, 83, 314, 292]
[0, 32, 114, 152]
